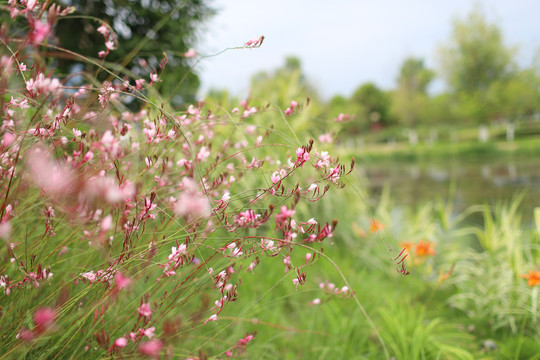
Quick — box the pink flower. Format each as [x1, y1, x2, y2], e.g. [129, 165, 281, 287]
[0, 132, 16, 148]
[139, 339, 163, 359]
[26, 0, 38, 11]
[31, 20, 51, 44]
[135, 79, 145, 90]
[137, 303, 152, 318]
[80, 271, 97, 283]
[27, 148, 75, 195]
[115, 272, 132, 291]
[142, 327, 155, 339]
[235, 209, 260, 227]
[318, 133, 333, 143]
[83, 151, 93, 162]
[0, 222, 11, 240]
[295, 147, 310, 166]
[26, 73, 61, 95]
[17, 328, 34, 342]
[310, 298, 321, 306]
[6, 97, 29, 109]
[97, 25, 109, 37]
[184, 49, 198, 58]
[333, 113, 351, 122]
[230, 246, 243, 257]
[284, 101, 298, 116]
[100, 215, 113, 232]
[203, 314, 218, 324]
[114, 337, 128, 348]
[276, 206, 295, 224]
[105, 40, 115, 50]
[33, 307, 56, 334]
[174, 191, 210, 220]
[244, 36, 264, 48]
[247, 259, 258, 272]
[149, 73, 159, 84]
[196, 146, 210, 162]
[270, 171, 281, 184]
[242, 107, 257, 118]
[168, 244, 187, 260]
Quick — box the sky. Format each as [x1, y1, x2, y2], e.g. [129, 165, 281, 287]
[196, 0, 540, 100]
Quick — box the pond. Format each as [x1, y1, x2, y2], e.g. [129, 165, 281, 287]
[360, 155, 540, 222]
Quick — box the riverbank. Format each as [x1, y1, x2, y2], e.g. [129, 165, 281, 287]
[339, 136, 540, 163]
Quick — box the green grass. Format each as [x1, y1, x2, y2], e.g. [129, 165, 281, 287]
[154, 193, 539, 359]
[339, 137, 540, 164]
[3, 4, 540, 358]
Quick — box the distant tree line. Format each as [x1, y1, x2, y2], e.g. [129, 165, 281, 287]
[207, 7, 539, 137]
[324, 7, 540, 133]
[60, 2, 537, 131]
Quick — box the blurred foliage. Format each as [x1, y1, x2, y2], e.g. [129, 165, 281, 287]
[205, 56, 331, 146]
[203, 6, 539, 142]
[249, 56, 321, 107]
[56, 0, 214, 106]
[351, 82, 393, 128]
[215, 8, 540, 143]
[439, 6, 515, 96]
[398, 57, 435, 95]
[390, 58, 435, 127]
[436, 7, 540, 124]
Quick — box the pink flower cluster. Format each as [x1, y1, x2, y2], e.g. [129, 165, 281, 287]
[0, 2, 356, 357]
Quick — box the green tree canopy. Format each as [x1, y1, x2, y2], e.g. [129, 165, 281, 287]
[397, 57, 434, 94]
[438, 7, 517, 122]
[439, 7, 515, 95]
[56, 0, 214, 106]
[352, 82, 392, 127]
[392, 57, 435, 127]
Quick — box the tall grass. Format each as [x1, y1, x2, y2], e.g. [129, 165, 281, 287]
[0, 2, 387, 359]
[2, 2, 540, 359]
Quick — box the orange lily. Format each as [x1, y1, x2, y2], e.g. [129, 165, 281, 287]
[415, 240, 436, 257]
[369, 219, 384, 233]
[520, 270, 540, 287]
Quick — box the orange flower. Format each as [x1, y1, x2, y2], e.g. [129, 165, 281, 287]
[414, 240, 435, 257]
[369, 219, 384, 233]
[520, 270, 540, 287]
[400, 242, 413, 255]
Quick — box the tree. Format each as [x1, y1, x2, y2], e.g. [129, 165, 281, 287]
[392, 57, 434, 127]
[55, 0, 214, 106]
[397, 57, 434, 95]
[439, 7, 515, 94]
[438, 7, 516, 122]
[486, 69, 540, 120]
[352, 82, 392, 128]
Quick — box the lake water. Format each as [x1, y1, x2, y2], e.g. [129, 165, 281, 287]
[360, 155, 540, 222]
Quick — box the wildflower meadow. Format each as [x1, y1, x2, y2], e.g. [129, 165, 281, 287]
[1, 1, 539, 359]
